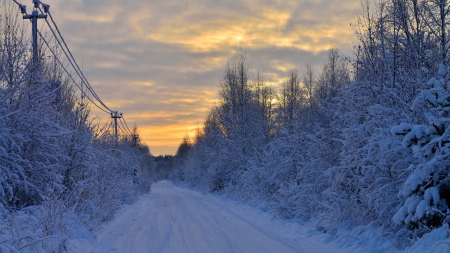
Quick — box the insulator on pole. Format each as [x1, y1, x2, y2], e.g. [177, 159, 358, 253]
[23, 10, 47, 63]
[42, 4, 50, 13]
[19, 4, 27, 14]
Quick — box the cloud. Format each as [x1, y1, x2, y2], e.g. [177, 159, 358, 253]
[40, 0, 360, 155]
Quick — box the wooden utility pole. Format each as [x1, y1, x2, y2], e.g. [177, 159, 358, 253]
[132, 134, 139, 146]
[111, 111, 122, 142]
[23, 1, 47, 63]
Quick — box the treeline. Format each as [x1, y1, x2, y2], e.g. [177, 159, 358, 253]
[0, 2, 154, 251]
[153, 155, 174, 180]
[170, 0, 450, 247]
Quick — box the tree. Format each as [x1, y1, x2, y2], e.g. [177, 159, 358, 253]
[316, 48, 349, 105]
[392, 64, 450, 233]
[0, 3, 154, 251]
[276, 70, 304, 132]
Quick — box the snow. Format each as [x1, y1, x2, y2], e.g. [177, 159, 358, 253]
[423, 90, 438, 106]
[406, 196, 420, 215]
[424, 186, 440, 206]
[414, 200, 428, 220]
[427, 77, 441, 88]
[18, 230, 34, 239]
[391, 123, 412, 136]
[405, 225, 450, 253]
[402, 125, 427, 148]
[0, 235, 8, 244]
[69, 181, 335, 253]
[438, 64, 447, 77]
[64, 181, 450, 253]
[393, 206, 407, 225]
[400, 175, 421, 197]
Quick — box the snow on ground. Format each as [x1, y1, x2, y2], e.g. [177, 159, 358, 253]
[68, 181, 450, 253]
[69, 181, 336, 253]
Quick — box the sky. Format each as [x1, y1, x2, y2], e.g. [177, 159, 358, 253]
[34, 0, 361, 155]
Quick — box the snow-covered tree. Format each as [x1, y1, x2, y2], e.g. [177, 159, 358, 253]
[392, 64, 450, 232]
[0, 3, 155, 251]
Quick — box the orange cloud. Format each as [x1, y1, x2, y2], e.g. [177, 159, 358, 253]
[45, 0, 361, 156]
[139, 122, 203, 155]
[130, 5, 355, 54]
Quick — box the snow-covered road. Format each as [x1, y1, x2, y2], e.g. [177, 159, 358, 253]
[84, 181, 331, 253]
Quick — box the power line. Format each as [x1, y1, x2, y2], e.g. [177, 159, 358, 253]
[121, 116, 140, 145]
[117, 123, 128, 136]
[118, 117, 140, 146]
[13, 0, 138, 139]
[42, 6, 113, 112]
[121, 115, 134, 135]
[37, 29, 111, 113]
[12, 0, 27, 14]
[122, 116, 132, 132]
[18, 0, 111, 114]
[11, 0, 108, 113]
[36, 5, 112, 113]
[119, 117, 132, 135]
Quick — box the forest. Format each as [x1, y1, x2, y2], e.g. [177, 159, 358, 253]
[168, 0, 450, 249]
[0, 1, 155, 251]
[4, 0, 450, 251]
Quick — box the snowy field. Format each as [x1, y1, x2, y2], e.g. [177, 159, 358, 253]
[68, 181, 450, 253]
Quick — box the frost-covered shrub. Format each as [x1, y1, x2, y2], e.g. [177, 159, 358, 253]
[392, 64, 450, 231]
[0, 206, 47, 252]
[0, 3, 155, 252]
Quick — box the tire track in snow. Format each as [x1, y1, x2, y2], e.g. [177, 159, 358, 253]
[87, 181, 328, 253]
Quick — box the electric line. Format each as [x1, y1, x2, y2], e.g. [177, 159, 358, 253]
[13, 0, 138, 139]
[121, 115, 134, 135]
[121, 116, 139, 146]
[37, 29, 110, 113]
[12, 0, 24, 9]
[117, 123, 128, 136]
[11, 0, 103, 113]
[36, 6, 112, 114]
[119, 117, 132, 135]
[21, 0, 111, 114]
[119, 117, 131, 135]
[40, 4, 112, 112]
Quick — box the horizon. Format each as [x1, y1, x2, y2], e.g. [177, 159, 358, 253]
[41, 0, 361, 155]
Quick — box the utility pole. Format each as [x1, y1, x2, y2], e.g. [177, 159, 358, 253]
[23, 1, 48, 63]
[111, 111, 122, 142]
[132, 134, 139, 146]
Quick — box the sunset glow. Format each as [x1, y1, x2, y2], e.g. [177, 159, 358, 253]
[46, 0, 360, 155]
